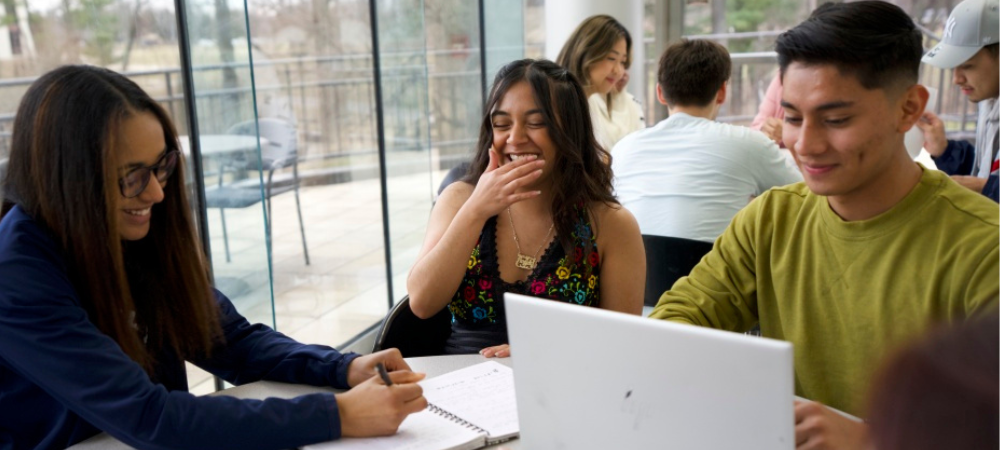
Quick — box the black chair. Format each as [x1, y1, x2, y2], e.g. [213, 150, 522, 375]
[0, 158, 8, 212]
[642, 234, 714, 307]
[205, 118, 309, 264]
[0, 158, 7, 199]
[372, 295, 453, 357]
[436, 161, 470, 198]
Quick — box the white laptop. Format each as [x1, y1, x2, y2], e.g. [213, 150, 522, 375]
[505, 293, 795, 450]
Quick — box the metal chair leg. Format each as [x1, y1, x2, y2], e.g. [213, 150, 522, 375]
[220, 208, 231, 263]
[294, 184, 310, 265]
[265, 196, 273, 257]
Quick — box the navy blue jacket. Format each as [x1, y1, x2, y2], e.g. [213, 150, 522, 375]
[0, 205, 360, 450]
[933, 139, 999, 202]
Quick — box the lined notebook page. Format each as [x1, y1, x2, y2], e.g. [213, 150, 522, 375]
[420, 361, 519, 440]
[301, 410, 484, 450]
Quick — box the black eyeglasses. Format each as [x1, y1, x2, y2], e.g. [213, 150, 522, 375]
[118, 150, 179, 198]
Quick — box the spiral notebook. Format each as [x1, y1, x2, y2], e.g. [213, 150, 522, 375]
[302, 361, 519, 450]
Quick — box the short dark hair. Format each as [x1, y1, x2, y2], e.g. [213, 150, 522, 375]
[657, 39, 731, 107]
[986, 43, 999, 59]
[775, 1, 922, 92]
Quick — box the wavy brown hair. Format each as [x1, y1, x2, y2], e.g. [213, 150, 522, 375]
[464, 59, 617, 254]
[555, 15, 632, 112]
[1, 65, 219, 372]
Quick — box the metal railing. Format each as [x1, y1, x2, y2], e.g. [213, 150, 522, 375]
[638, 28, 974, 139]
[0, 50, 482, 183]
[0, 30, 977, 176]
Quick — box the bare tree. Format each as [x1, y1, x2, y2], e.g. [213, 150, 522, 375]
[119, 0, 145, 72]
[215, 0, 239, 129]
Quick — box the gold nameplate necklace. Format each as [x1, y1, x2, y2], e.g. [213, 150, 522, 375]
[507, 206, 554, 270]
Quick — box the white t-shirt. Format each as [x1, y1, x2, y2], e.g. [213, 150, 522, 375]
[589, 90, 645, 151]
[610, 112, 802, 242]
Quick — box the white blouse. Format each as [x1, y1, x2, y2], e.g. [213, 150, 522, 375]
[588, 90, 645, 151]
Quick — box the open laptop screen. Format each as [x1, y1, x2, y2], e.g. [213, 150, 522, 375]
[505, 293, 795, 450]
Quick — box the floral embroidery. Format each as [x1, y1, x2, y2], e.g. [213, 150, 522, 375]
[449, 207, 600, 326]
[575, 221, 592, 241]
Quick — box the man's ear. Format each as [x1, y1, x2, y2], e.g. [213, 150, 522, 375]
[897, 84, 929, 133]
[716, 81, 728, 105]
[656, 84, 668, 106]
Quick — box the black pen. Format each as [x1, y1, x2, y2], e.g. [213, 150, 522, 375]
[375, 362, 393, 386]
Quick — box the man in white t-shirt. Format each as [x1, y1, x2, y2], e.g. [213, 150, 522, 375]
[611, 39, 801, 242]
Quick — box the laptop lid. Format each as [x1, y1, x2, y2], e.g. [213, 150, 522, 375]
[505, 293, 795, 450]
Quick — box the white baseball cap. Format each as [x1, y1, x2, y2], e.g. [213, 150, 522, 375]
[922, 0, 999, 69]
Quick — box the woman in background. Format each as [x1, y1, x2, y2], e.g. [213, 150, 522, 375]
[406, 59, 644, 358]
[750, 73, 785, 145]
[0, 65, 425, 450]
[557, 14, 645, 150]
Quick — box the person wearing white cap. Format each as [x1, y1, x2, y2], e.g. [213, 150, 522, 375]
[917, 0, 999, 202]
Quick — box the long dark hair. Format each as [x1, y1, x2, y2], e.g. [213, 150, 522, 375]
[1, 65, 219, 371]
[465, 59, 617, 253]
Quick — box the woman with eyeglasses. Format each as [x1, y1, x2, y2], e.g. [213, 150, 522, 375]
[0, 65, 426, 450]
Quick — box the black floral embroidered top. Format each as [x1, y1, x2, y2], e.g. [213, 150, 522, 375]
[443, 208, 601, 353]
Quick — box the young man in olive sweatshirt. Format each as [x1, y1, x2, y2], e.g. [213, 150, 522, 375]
[649, 2, 999, 449]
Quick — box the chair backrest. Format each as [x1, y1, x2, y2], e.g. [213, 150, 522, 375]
[642, 234, 714, 307]
[0, 158, 7, 203]
[372, 295, 453, 357]
[437, 161, 470, 197]
[227, 118, 297, 166]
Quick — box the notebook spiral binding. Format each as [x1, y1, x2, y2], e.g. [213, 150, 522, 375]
[427, 403, 488, 435]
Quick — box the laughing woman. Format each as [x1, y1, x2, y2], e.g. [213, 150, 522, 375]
[0, 65, 426, 450]
[407, 59, 645, 357]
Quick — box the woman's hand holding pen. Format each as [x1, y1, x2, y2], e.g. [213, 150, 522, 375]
[338, 348, 427, 437]
[465, 147, 544, 220]
[337, 369, 427, 437]
[346, 348, 414, 387]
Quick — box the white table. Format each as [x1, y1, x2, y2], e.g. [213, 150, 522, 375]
[178, 135, 267, 158]
[69, 354, 518, 450]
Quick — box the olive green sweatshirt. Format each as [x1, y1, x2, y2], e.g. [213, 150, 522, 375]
[649, 166, 999, 415]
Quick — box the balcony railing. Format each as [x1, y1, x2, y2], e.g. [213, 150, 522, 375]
[0, 33, 976, 181]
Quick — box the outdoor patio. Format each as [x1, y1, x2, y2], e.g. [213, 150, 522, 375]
[186, 169, 443, 394]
